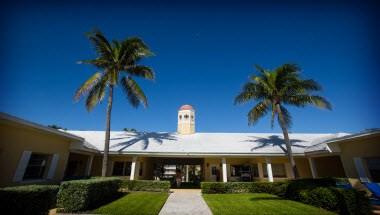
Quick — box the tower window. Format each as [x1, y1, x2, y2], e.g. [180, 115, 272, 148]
[179, 115, 182, 120]
[184, 114, 189, 119]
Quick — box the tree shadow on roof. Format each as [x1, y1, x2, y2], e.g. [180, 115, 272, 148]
[110, 132, 177, 151]
[244, 135, 306, 153]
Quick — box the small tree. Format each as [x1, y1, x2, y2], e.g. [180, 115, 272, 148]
[75, 30, 154, 176]
[235, 64, 331, 177]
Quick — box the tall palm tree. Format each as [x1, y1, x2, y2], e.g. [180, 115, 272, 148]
[74, 30, 154, 177]
[234, 64, 331, 178]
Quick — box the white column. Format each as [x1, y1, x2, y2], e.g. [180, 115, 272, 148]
[47, 154, 60, 179]
[308, 157, 317, 178]
[185, 165, 189, 182]
[222, 158, 227, 182]
[257, 163, 264, 179]
[85, 155, 94, 177]
[130, 156, 137, 180]
[13, 151, 32, 182]
[353, 157, 369, 182]
[266, 157, 273, 182]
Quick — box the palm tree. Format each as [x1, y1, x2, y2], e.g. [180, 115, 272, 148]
[74, 30, 154, 177]
[234, 64, 331, 178]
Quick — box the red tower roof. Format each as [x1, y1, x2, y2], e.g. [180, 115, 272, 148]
[179, 104, 194, 110]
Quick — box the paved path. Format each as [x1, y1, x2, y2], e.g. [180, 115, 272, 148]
[159, 189, 213, 215]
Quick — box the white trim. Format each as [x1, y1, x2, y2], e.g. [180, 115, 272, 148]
[265, 157, 273, 182]
[105, 151, 306, 157]
[85, 155, 94, 176]
[353, 157, 369, 182]
[308, 157, 317, 178]
[47, 154, 59, 179]
[222, 158, 227, 182]
[130, 156, 137, 180]
[185, 165, 189, 182]
[13, 151, 32, 182]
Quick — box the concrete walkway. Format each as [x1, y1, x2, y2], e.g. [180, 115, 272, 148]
[159, 189, 213, 215]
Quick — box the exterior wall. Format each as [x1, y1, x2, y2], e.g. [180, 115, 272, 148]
[64, 153, 90, 178]
[203, 156, 306, 182]
[0, 121, 72, 187]
[337, 134, 380, 181]
[89, 155, 154, 180]
[295, 157, 312, 178]
[314, 156, 346, 177]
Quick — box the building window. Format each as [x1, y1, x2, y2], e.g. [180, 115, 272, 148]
[23, 153, 49, 180]
[179, 115, 182, 120]
[211, 166, 217, 176]
[366, 157, 380, 182]
[112, 161, 132, 176]
[263, 163, 286, 177]
[184, 114, 189, 119]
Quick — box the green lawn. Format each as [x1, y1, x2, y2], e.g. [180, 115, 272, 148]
[203, 193, 336, 215]
[93, 192, 169, 215]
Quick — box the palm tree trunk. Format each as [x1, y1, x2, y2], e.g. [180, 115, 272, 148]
[101, 85, 114, 177]
[276, 103, 299, 178]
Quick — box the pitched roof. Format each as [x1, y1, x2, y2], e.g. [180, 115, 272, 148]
[66, 130, 350, 156]
[0, 112, 84, 142]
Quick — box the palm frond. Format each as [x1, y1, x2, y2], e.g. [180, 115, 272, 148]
[86, 30, 113, 59]
[125, 65, 155, 80]
[247, 100, 270, 125]
[284, 94, 332, 110]
[270, 103, 276, 128]
[234, 82, 265, 105]
[85, 77, 108, 111]
[74, 72, 103, 101]
[120, 76, 148, 108]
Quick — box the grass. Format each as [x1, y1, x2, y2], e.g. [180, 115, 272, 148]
[203, 193, 336, 215]
[92, 192, 169, 215]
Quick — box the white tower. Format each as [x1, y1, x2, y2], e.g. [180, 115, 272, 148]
[177, 104, 195, 135]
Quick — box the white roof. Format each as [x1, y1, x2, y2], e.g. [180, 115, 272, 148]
[66, 130, 351, 156]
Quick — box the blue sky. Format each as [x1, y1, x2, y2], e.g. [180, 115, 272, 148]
[1, 1, 379, 133]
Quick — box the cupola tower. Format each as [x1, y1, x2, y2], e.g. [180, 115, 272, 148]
[177, 104, 195, 135]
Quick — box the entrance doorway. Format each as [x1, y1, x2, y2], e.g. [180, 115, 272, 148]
[152, 158, 204, 188]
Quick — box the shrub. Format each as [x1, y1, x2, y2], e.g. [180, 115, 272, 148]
[57, 177, 122, 212]
[299, 187, 339, 211]
[0, 185, 59, 215]
[297, 186, 371, 215]
[121, 180, 170, 192]
[285, 178, 336, 200]
[201, 181, 288, 196]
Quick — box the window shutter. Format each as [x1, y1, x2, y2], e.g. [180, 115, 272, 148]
[13, 151, 32, 182]
[47, 154, 59, 179]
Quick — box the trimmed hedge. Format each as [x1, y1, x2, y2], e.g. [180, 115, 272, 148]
[201, 181, 289, 196]
[201, 178, 371, 215]
[57, 177, 122, 212]
[121, 180, 170, 192]
[0, 185, 59, 215]
[298, 187, 371, 215]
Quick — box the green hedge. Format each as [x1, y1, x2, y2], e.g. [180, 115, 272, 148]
[201, 181, 289, 196]
[0, 185, 59, 215]
[298, 187, 371, 215]
[284, 178, 337, 200]
[57, 177, 122, 212]
[121, 180, 170, 192]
